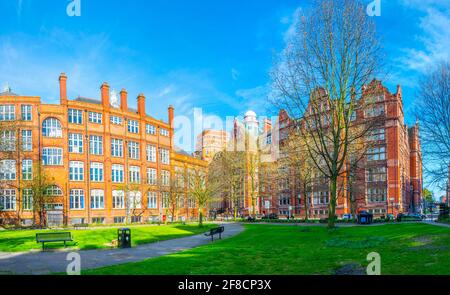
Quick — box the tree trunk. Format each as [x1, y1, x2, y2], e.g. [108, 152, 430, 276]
[303, 193, 309, 221]
[328, 176, 338, 228]
[199, 210, 203, 226]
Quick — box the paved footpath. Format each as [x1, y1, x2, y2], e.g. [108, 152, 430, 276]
[0, 223, 243, 275]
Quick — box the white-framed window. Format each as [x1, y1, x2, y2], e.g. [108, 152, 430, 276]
[365, 105, 384, 118]
[21, 105, 32, 121]
[0, 105, 15, 121]
[146, 124, 156, 135]
[22, 159, 32, 180]
[42, 148, 63, 165]
[21, 130, 32, 151]
[69, 161, 84, 181]
[147, 168, 157, 185]
[366, 166, 387, 182]
[112, 190, 125, 209]
[88, 112, 103, 124]
[128, 141, 140, 160]
[129, 166, 140, 183]
[161, 192, 169, 208]
[70, 189, 85, 210]
[89, 135, 103, 155]
[127, 119, 139, 133]
[22, 188, 33, 210]
[367, 147, 386, 161]
[129, 191, 142, 209]
[147, 192, 157, 209]
[68, 109, 83, 124]
[1, 130, 16, 151]
[188, 195, 196, 208]
[160, 128, 169, 137]
[350, 110, 357, 121]
[42, 118, 62, 137]
[368, 128, 385, 141]
[146, 145, 156, 162]
[313, 191, 329, 205]
[0, 160, 16, 180]
[90, 189, 104, 209]
[90, 162, 104, 182]
[161, 170, 170, 186]
[112, 164, 124, 183]
[367, 187, 387, 202]
[110, 115, 123, 125]
[159, 148, 170, 165]
[44, 185, 63, 196]
[111, 138, 123, 157]
[68, 133, 83, 153]
[0, 189, 16, 211]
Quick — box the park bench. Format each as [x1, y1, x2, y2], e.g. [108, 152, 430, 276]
[36, 232, 73, 251]
[204, 226, 225, 241]
[73, 223, 89, 230]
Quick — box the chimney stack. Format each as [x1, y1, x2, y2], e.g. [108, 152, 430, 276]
[168, 105, 174, 128]
[59, 73, 68, 105]
[137, 93, 146, 117]
[101, 82, 110, 108]
[120, 89, 128, 111]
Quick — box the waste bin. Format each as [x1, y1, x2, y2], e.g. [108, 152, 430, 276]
[118, 228, 131, 248]
[357, 211, 373, 225]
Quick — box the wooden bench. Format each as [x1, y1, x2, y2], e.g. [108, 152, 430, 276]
[36, 232, 73, 250]
[204, 226, 225, 241]
[73, 223, 89, 230]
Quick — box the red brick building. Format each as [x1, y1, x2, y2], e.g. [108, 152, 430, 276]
[259, 80, 423, 218]
[0, 74, 207, 226]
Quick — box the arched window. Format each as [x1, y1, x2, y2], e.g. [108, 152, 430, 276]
[42, 118, 62, 138]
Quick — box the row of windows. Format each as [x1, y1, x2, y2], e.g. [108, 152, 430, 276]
[0, 105, 32, 121]
[0, 189, 194, 211]
[66, 110, 169, 136]
[0, 186, 62, 211]
[68, 162, 171, 185]
[0, 130, 32, 152]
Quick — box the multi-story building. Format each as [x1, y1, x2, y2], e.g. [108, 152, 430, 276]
[209, 80, 423, 219]
[195, 130, 229, 163]
[0, 73, 207, 226]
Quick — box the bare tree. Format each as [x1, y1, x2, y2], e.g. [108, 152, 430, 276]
[208, 150, 245, 221]
[415, 61, 450, 190]
[23, 164, 56, 228]
[270, 0, 382, 228]
[188, 169, 210, 226]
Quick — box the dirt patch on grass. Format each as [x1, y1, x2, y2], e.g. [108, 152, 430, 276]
[333, 263, 366, 275]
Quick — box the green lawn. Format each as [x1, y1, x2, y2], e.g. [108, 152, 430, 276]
[0, 224, 215, 252]
[83, 223, 450, 275]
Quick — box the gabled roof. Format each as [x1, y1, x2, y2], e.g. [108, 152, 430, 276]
[0, 90, 18, 96]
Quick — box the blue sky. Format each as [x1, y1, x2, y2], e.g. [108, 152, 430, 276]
[1, 0, 448, 121]
[0, 0, 449, 195]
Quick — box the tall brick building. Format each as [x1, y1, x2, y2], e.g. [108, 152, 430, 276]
[207, 80, 423, 219]
[0, 74, 207, 226]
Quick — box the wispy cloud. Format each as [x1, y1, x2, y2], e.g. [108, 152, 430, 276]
[397, 1, 450, 73]
[282, 7, 302, 43]
[231, 68, 240, 81]
[16, 0, 23, 17]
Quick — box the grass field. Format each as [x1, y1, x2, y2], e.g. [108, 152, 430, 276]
[0, 224, 215, 252]
[83, 223, 450, 275]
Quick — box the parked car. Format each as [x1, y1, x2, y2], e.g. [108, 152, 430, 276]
[342, 214, 353, 220]
[246, 216, 256, 222]
[262, 213, 278, 220]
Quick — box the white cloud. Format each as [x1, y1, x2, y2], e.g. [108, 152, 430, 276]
[398, 2, 450, 73]
[282, 7, 302, 43]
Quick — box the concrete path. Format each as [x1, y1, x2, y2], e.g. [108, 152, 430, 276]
[0, 223, 244, 275]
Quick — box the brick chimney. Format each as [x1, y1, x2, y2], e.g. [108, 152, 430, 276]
[137, 93, 146, 117]
[120, 89, 128, 111]
[59, 73, 67, 105]
[168, 105, 174, 128]
[101, 82, 110, 108]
